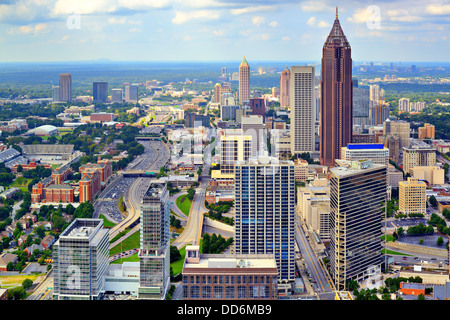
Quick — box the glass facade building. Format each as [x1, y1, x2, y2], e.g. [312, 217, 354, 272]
[52, 218, 109, 300]
[138, 180, 170, 300]
[330, 160, 387, 290]
[234, 156, 296, 283]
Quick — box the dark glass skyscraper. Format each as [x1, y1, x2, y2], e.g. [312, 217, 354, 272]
[320, 8, 353, 167]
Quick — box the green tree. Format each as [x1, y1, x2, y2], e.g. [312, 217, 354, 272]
[22, 278, 33, 290]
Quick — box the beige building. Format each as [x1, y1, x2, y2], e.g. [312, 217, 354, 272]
[418, 123, 435, 140]
[383, 119, 410, 150]
[294, 159, 309, 181]
[399, 177, 427, 214]
[341, 143, 389, 166]
[239, 56, 250, 105]
[388, 164, 404, 188]
[269, 129, 291, 156]
[410, 166, 445, 185]
[402, 147, 436, 174]
[280, 66, 290, 109]
[220, 134, 252, 175]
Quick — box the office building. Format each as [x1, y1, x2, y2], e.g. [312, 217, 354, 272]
[138, 180, 170, 300]
[352, 85, 370, 124]
[398, 177, 426, 214]
[383, 119, 410, 150]
[370, 102, 389, 126]
[53, 218, 109, 300]
[249, 98, 266, 121]
[185, 112, 210, 128]
[402, 146, 436, 174]
[59, 73, 72, 102]
[234, 156, 296, 283]
[125, 85, 138, 102]
[52, 85, 60, 102]
[280, 66, 290, 109]
[329, 159, 387, 290]
[221, 105, 239, 122]
[239, 56, 250, 105]
[320, 10, 353, 167]
[111, 88, 123, 103]
[290, 66, 316, 154]
[241, 115, 264, 157]
[410, 166, 444, 185]
[214, 83, 222, 103]
[341, 143, 389, 166]
[93, 81, 108, 103]
[379, 134, 400, 163]
[182, 246, 278, 300]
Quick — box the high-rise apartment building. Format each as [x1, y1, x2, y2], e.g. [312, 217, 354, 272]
[214, 83, 222, 103]
[53, 218, 109, 300]
[93, 81, 108, 103]
[59, 73, 72, 102]
[234, 156, 296, 283]
[290, 66, 315, 154]
[418, 123, 435, 140]
[280, 66, 290, 109]
[320, 10, 353, 167]
[402, 146, 436, 174]
[138, 180, 170, 300]
[220, 134, 252, 175]
[239, 56, 250, 105]
[52, 85, 60, 102]
[330, 159, 387, 290]
[399, 177, 426, 214]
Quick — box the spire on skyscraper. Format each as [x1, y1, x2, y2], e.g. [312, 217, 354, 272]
[241, 56, 248, 65]
[324, 7, 350, 48]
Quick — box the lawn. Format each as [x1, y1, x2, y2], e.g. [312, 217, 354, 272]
[109, 231, 140, 256]
[100, 214, 117, 228]
[176, 194, 192, 216]
[0, 273, 44, 289]
[171, 246, 186, 276]
[10, 177, 32, 191]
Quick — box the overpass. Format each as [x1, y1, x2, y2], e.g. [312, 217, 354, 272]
[119, 170, 158, 178]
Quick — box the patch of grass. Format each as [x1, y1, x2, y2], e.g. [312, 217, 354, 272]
[111, 253, 140, 264]
[109, 231, 140, 256]
[170, 246, 186, 276]
[176, 194, 192, 216]
[100, 214, 117, 228]
[0, 273, 44, 288]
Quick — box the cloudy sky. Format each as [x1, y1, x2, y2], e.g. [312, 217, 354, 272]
[0, 0, 449, 63]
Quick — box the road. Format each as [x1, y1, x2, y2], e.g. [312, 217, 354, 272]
[171, 140, 214, 249]
[294, 221, 334, 295]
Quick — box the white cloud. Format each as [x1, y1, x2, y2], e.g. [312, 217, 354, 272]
[426, 4, 450, 15]
[231, 5, 274, 15]
[347, 7, 375, 24]
[282, 36, 290, 41]
[261, 33, 269, 40]
[306, 16, 329, 28]
[212, 29, 224, 36]
[268, 21, 278, 28]
[129, 28, 141, 32]
[300, 1, 334, 13]
[108, 17, 127, 24]
[172, 10, 220, 24]
[252, 16, 266, 26]
[390, 15, 423, 22]
[8, 23, 51, 35]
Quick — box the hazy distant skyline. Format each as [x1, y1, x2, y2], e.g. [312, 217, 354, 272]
[1, 0, 450, 63]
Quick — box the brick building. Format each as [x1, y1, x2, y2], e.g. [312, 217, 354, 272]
[79, 170, 101, 203]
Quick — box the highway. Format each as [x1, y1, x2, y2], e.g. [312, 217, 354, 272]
[171, 140, 213, 249]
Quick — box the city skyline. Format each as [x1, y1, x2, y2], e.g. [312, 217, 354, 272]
[1, 0, 450, 63]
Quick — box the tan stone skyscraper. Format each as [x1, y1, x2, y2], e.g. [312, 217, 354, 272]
[280, 66, 290, 109]
[239, 56, 250, 105]
[59, 73, 72, 102]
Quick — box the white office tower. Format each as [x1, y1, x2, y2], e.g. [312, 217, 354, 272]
[290, 66, 316, 154]
[234, 156, 296, 283]
[53, 219, 109, 300]
[138, 180, 170, 299]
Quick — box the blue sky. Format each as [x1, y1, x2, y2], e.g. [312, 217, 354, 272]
[0, 0, 449, 63]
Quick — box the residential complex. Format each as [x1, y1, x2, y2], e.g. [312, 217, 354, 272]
[399, 177, 427, 215]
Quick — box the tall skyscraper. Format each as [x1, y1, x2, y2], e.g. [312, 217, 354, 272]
[214, 83, 222, 103]
[320, 9, 353, 167]
[234, 156, 296, 283]
[125, 85, 138, 102]
[280, 66, 290, 109]
[93, 81, 108, 103]
[239, 56, 250, 106]
[59, 73, 72, 102]
[52, 218, 109, 300]
[290, 66, 316, 154]
[330, 160, 387, 290]
[52, 85, 60, 102]
[220, 134, 252, 175]
[138, 180, 170, 300]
